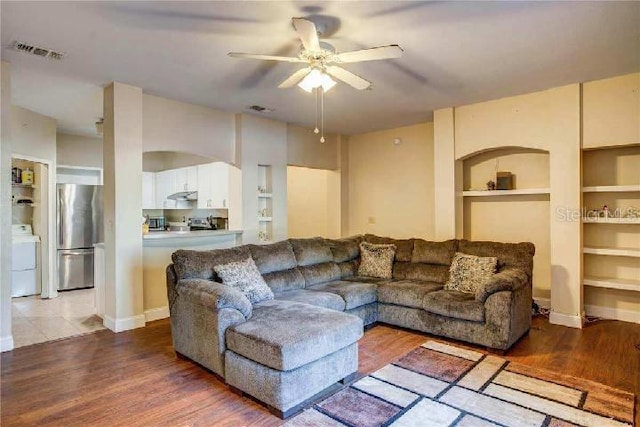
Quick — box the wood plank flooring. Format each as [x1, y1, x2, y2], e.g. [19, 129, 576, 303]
[2, 316, 639, 426]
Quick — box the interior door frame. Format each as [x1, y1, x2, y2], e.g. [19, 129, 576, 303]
[11, 154, 57, 299]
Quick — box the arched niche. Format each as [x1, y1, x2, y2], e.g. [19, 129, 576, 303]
[460, 146, 551, 301]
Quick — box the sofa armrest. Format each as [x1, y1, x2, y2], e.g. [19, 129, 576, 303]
[177, 279, 253, 319]
[475, 268, 529, 303]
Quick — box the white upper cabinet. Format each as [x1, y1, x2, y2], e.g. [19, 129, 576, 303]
[155, 169, 177, 209]
[142, 172, 156, 209]
[197, 162, 229, 209]
[175, 166, 198, 192]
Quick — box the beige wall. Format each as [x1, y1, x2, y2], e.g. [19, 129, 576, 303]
[142, 94, 235, 164]
[348, 122, 435, 239]
[287, 124, 338, 170]
[11, 106, 57, 162]
[57, 132, 102, 168]
[287, 166, 340, 239]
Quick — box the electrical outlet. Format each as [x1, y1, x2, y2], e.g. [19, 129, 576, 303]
[368, 216, 376, 224]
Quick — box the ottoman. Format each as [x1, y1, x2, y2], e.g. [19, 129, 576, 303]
[224, 300, 363, 417]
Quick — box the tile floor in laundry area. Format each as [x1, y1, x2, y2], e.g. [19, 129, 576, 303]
[11, 288, 106, 348]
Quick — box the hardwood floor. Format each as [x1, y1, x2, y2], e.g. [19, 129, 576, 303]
[2, 316, 639, 426]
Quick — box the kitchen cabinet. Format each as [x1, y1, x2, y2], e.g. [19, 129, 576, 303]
[197, 162, 229, 209]
[142, 172, 156, 209]
[155, 169, 177, 209]
[175, 166, 198, 192]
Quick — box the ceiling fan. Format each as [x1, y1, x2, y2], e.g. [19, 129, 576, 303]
[228, 17, 403, 92]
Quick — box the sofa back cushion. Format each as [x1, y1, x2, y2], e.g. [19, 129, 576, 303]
[262, 268, 306, 293]
[289, 238, 333, 266]
[411, 239, 458, 265]
[337, 259, 359, 278]
[458, 240, 535, 277]
[299, 262, 342, 286]
[172, 246, 252, 281]
[248, 241, 297, 274]
[393, 262, 450, 283]
[325, 236, 362, 263]
[363, 234, 414, 262]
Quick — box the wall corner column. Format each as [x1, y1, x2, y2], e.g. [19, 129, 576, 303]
[434, 108, 461, 240]
[1, 61, 14, 351]
[103, 82, 145, 332]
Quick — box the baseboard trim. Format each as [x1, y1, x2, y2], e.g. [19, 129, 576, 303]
[585, 304, 640, 324]
[549, 311, 584, 328]
[144, 306, 170, 322]
[0, 335, 14, 352]
[103, 314, 146, 332]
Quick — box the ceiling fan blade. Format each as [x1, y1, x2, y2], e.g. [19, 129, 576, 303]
[325, 66, 372, 90]
[228, 52, 303, 63]
[333, 45, 404, 63]
[292, 18, 321, 52]
[278, 68, 312, 88]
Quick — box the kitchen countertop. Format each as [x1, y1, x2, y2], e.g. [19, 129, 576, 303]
[143, 229, 243, 240]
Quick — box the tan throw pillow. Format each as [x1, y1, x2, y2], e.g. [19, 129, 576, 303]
[213, 257, 274, 304]
[358, 242, 396, 279]
[445, 252, 497, 294]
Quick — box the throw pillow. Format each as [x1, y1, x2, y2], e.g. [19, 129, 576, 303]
[358, 242, 396, 279]
[213, 257, 274, 304]
[445, 252, 497, 295]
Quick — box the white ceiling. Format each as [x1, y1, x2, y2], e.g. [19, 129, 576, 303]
[2, 1, 639, 137]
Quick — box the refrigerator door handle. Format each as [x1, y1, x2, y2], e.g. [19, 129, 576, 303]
[59, 250, 92, 256]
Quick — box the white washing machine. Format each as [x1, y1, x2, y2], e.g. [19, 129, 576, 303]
[11, 224, 41, 297]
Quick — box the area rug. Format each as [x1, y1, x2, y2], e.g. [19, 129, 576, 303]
[286, 340, 635, 427]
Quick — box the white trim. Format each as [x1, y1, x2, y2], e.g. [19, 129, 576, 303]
[103, 314, 146, 332]
[57, 164, 103, 171]
[144, 306, 170, 322]
[584, 304, 640, 324]
[0, 335, 14, 352]
[549, 311, 584, 328]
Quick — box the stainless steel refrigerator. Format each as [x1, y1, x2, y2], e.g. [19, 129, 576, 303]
[57, 184, 103, 291]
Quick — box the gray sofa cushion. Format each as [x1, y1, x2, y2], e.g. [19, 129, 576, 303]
[299, 262, 342, 286]
[213, 257, 274, 304]
[172, 247, 251, 281]
[423, 290, 485, 322]
[308, 280, 378, 310]
[377, 280, 443, 309]
[326, 236, 361, 262]
[475, 267, 528, 303]
[177, 278, 253, 318]
[393, 262, 450, 283]
[289, 238, 333, 266]
[226, 300, 363, 371]
[274, 289, 346, 312]
[342, 276, 388, 284]
[411, 239, 458, 265]
[337, 259, 359, 278]
[363, 234, 414, 262]
[458, 240, 535, 277]
[248, 241, 297, 274]
[263, 268, 305, 293]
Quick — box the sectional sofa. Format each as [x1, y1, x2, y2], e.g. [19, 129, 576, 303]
[166, 235, 534, 417]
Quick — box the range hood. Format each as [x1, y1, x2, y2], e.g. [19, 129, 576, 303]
[167, 191, 198, 201]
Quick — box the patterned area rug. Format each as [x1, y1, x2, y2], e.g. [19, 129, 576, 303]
[286, 340, 635, 427]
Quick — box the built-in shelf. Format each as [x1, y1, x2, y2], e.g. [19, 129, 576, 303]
[12, 203, 35, 208]
[258, 217, 273, 222]
[462, 188, 550, 197]
[582, 217, 640, 224]
[583, 246, 640, 258]
[258, 193, 273, 198]
[582, 185, 640, 192]
[12, 183, 35, 188]
[583, 276, 640, 292]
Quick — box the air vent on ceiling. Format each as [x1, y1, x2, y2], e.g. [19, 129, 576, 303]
[247, 105, 274, 113]
[12, 41, 65, 60]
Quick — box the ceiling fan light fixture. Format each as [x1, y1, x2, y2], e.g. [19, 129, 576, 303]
[298, 68, 336, 93]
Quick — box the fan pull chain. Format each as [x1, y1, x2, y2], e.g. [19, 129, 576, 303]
[314, 87, 319, 134]
[320, 88, 325, 143]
